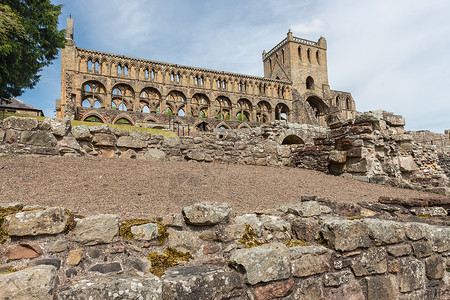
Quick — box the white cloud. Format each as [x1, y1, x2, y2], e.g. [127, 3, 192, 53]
[291, 19, 327, 36]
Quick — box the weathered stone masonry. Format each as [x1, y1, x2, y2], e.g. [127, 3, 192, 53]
[0, 196, 448, 299]
[57, 18, 356, 130]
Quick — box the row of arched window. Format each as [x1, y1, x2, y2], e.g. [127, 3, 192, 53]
[268, 46, 322, 73]
[334, 95, 352, 110]
[81, 81, 290, 123]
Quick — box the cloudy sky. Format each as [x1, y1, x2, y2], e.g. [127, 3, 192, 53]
[21, 0, 450, 132]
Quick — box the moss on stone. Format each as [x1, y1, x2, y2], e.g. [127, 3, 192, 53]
[0, 205, 24, 243]
[316, 232, 329, 248]
[0, 268, 17, 274]
[119, 219, 169, 244]
[63, 209, 77, 234]
[284, 239, 309, 247]
[346, 216, 363, 220]
[417, 213, 431, 219]
[147, 247, 193, 277]
[238, 224, 267, 248]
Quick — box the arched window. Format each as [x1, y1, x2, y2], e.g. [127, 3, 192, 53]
[115, 118, 131, 125]
[82, 99, 91, 107]
[87, 59, 93, 70]
[93, 101, 102, 108]
[281, 49, 285, 64]
[215, 96, 231, 120]
[85, 115, 102, 123]
[178, 108, 185, 116]
[298, 46, 302, 61]
[346, 97, 351, 110]
[256, 101, 271, 123]
[275, 103, 289, 121]
[112, 84, 134, 111]
[94, 61, 99, 72]
[140, 87, 161, 113]
[336, 96, 340, 107]
[316, 51, 320, 65]
[82, 81, 106, 109]
[306, 76, 314, 90]
[151, 69, 155, 79]
[124, 65, 128, 76]
[117, 65, 122, 75]
[269, 59, 272, 72]
[307, 49, 311, 63]
[145, 69, 149, 79]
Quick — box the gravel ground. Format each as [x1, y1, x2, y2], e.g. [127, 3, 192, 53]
[0, 156, 435, 219]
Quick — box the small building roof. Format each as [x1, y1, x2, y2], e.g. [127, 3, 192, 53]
[0, 97, 44, 116]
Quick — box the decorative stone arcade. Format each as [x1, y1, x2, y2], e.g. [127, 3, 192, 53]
[57, 19, 356, 130]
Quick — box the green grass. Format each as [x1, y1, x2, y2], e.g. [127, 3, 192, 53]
[0, 112, 176, 137]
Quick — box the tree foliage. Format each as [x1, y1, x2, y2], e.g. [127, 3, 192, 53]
[0, 0, 65, 99]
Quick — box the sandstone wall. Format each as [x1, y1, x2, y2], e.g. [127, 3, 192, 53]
[0, 196, 448, 299]
[0, 114, 448, 195]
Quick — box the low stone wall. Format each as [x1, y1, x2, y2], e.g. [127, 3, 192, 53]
[0, 114, 449, 195]
[0, 195, 449, 299]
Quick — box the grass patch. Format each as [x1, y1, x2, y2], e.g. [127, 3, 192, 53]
[1, 113, 176, 137]
[0, 268, 17, 275]
[238, 224, 267, 248]
[316, 232, 329, 248]
[147, 247, 192, 277]
[120, 219, 169, 244]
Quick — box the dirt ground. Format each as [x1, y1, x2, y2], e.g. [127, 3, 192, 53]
[0, 156, 435, 219]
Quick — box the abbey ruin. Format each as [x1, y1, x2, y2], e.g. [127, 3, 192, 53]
[56, 18, 356, 130]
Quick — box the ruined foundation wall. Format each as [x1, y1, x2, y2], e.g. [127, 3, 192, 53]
[0, 114, 448, 195]
[0, 197, 449, 299]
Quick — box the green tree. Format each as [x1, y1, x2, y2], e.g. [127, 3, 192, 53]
[0, 1, 65, 99]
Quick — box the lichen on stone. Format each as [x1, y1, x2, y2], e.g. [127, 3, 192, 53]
[119, 219, 169, 244]
[0, 205, 24, 243]
[417, 213, 431, 219]
[284, 239, 309, 247]
[147, 247, 192, 277]
[316, 232, 329, 248]
[0, 268, 17, 275]
[63, 209, 78, 234]
[238, 224, 267, 248]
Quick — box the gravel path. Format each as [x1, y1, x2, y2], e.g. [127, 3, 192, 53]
[0, 156, 434, 219]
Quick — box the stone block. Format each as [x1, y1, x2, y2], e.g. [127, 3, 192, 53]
[4, 207, 68, 236]
[254, 278, 294, 300]
[399, 156, 418, 172]
[91, 133, 116, 146]
[424, 225, 450, 253]
[0, 265, 58, 300]
[130, 129, 151, 141]
[386, 244, 412, 257]
[351, 247, 387, 276]
[130, 222, 158, 241]
[40, 117, 71, 136]
[162, 137, 180, 147]
[425, 255, 445, 279]
[182, 202, 232, 226]
[58, 136, 81, 151]
[120, 149, 137, 159]
[110, 127, 129, 136]
[366, 274, 399, 300]
[71, 125, 91, 139]
[229, 243, 291, 285]
[20, 130, 58, 147]
[73, 214, 119, 245]
[58, 275, 162, 299]
[362, 219, 406, 245]
[0, 128, 4, 142]
[289, 277, 324, 300]
[320, 219, 372, 251]
[289, 245, 332, 277]
[3, 116, 39, 131]
[141, 148, 167, 161]
[185, 149, 206, 161]
[292, 218, 321, 243]
[329, 150, 347, 163]
[287, 201, 322, 217]
[89, 262, 122, 274]
[398, 257, 425, 292]
[234, 214, 263, 236]
[326, 281, 365, 300]
[346, 158, 368, 173]
[47, 239, 68, 253]
[167, 228, 198, 253]
[127, 257, 151, 273]
[324, 270, 354, 287]
[219, 223, 247, 242]
[116, 136, 147, 148]
[260, 215, 291, 232]
[67, 248, 83, 266]
[88, 125, 111, 134]
[162, 265, 244, 300]
[411, 241, 432, 258]
[6, 243, 43, 260]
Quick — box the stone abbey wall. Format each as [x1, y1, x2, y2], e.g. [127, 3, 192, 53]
[0, 113, 449, 195]
[0, 196, 449, 299]
[57, 19, 356, 129]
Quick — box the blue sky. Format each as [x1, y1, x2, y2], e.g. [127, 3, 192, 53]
[21, 0, 450, 132]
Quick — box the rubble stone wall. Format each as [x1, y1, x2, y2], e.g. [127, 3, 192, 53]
[0, 197, 448, 300]
[0, 114, 448, 195]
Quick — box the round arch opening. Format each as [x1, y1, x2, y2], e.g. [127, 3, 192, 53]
[282, 135, 304, 145]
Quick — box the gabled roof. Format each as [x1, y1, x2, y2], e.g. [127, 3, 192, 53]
[0, 97, 43, 114]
